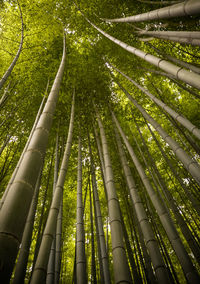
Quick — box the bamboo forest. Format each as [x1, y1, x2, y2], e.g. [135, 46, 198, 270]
[1, 0, 200, 283]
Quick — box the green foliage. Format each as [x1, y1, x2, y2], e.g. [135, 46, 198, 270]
[0, 0, 200, 282]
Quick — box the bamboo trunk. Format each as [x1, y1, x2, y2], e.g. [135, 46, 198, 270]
[109, 63, 200, 140]
[81, 15, 200, 90]
[112, 111, 200, 284]
[46, 132, 59, 284]
[89, 181, 97, 284]
[113, 122, 170, 283]
[138, 30, 200, 47]
[54, 201, 63, 284]
[134, 121, 200, 263]
[102, 0, 200, 23]
[0, 35, 65, 283]
[30, 93, 75, 283]
[95, 107, 132, 284]
[76, 136, 87, 284]
[0, 93, 46, 209]
[145, 120, 200, 216]
[13, 172, 42, 284]
[88, 135, 111, 284]
[115, 80, 200, 186]
[147, 43, 200, 74]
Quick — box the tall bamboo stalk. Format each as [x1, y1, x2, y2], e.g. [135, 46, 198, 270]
[147, 42, 200, 74]
[134, 121, 200, 262]
[113, 122, 170, 283]
[54, 136, 63, 284]
[54, 200, 63, 283]
[115, 80, 200, 186]
[76, 136, 87, 284]
[112, 111, 200, 283]
[0, 82, 11, 109]
[138, 30, 200, 47]
[30, 150, 54, 277]
[119, 208, 143, 284]
[88, 134, 111, 284]
[89, 180, 97, 284]
[102, 0, 200, 22]
[95, 107, 132, 283]
[79, 13, 200, 90]
[108, 63, 200, 140]
[12, 171, 42, 284]
[0, 36, 66, 283]
[30, 93, 75, 283]
[46, 132, 59, 284]
[0, 90, 47, 210]
[145, 120, 200, 216]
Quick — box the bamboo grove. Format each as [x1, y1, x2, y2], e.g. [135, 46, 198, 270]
[0, 0, 200, 283]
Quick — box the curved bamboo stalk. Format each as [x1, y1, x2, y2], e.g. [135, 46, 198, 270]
[0, 36, 65, 283]
[108, 63, 200, 140]
[95, 107, 132, 284]
[113, 124, 170, 283]
[138, 30, 200, 47]
[102, 0, 200, 23]
[115, 80, 200, 186]
[0, 0, 24, 90]
[30, 93, 75, 283]
[80, 14, 200, 90]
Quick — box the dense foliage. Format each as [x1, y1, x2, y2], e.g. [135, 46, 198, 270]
[0, 0, 200, 283]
